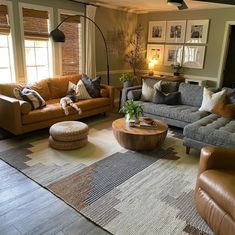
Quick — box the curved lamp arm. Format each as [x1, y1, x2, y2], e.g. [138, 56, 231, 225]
[50, 14, 110, 85]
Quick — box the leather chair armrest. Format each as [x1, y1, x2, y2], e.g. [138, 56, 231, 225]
[0, 95, 22, 134]
[100, 84, 114, 109]
[195, 146, 235, 195]
[198, 146, 235, 174]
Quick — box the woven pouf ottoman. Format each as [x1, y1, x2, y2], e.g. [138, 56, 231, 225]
[49, 121, 89, 150]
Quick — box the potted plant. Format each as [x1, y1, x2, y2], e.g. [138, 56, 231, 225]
[125, 24, 146, 85]
[171, 63, 183, 77]
[120, 100, 143, 125]
[120, 73, 134, 88]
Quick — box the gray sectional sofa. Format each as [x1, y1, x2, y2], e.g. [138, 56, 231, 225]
[121, 81, 235, 152]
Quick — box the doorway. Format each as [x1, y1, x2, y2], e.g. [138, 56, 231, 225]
[222, 25, 235, 88]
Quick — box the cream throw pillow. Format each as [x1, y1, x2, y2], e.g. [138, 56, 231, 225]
[68, 81, 77, 92]
[199, 88, 226, 112]
[76, 80, 92, 100]
[141, 80, 162, 102]
[67, 80, 91, 100]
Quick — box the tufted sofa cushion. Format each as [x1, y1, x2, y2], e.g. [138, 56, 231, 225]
[136, 101, 208, 124]
[183, 114, 235, 147]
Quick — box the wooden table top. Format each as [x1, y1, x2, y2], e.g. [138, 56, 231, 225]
[112, 118, 168, 136]
[141, 74, 185, 83]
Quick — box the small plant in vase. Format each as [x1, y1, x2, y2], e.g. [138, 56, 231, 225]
[120, 73, 134, 88]
[171, 63, 183, 77]
[120, 100, 143, 126]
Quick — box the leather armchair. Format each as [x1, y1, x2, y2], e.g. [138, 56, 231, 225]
[195, 146, 235, 235]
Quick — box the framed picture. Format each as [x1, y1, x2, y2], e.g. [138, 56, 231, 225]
[185, 20, 209, 44]
[166, 20, 186, 43]
[147, 44, 164, 65]
[148, 21, 166, 43]
[183, 46, 206, 69]
[164, 45, 184, 66]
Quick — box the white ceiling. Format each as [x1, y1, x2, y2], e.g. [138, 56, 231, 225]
[85, 0, 234, 13]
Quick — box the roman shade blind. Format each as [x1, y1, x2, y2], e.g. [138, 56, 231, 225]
[23, 8, 49, 40]
[60, 14, 80, 24]
[0, 5, 10, 35]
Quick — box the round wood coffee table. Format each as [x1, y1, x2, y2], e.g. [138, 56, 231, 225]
[112, 118, 168, 151]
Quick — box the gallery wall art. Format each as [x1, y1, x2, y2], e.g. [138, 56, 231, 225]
[147, 44, 164, 65]
[147, 19, 209, 69]
[165, 21, 186, 44]
[148, 21, 166, 43]
[185, 20, 209, 44]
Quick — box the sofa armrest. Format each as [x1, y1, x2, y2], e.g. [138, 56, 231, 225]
[0, 95, 22, 134]
[121, 85, 142, 107]
[100, 84, 114, 109]
[195, 146, 235, 195]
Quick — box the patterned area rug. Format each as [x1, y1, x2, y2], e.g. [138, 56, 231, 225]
[0, 115, 213, 235]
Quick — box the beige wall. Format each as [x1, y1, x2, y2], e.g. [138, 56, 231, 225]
[7, 0, 85, 82]
[95, 7, 137, 86]
[138, 8, 235, 85]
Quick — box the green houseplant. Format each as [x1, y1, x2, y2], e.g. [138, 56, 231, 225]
[120, 100, 143, 124]
[120, 73, 134, 88]
[171, 63, 183, 76]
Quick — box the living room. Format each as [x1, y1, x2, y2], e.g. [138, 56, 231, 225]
[0, 0, 234, 234]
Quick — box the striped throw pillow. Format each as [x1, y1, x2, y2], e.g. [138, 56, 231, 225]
[14, 87, 46, 110]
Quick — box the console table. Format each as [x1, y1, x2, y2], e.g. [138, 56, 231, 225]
[141, 74, 185, 83]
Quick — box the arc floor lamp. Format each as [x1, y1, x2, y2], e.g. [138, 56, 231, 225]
[50, 14, 110, 85]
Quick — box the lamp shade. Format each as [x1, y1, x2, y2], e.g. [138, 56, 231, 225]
[50, 28, 65, 42]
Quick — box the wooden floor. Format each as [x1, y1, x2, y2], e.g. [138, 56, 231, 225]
[0, 160, 109, 235]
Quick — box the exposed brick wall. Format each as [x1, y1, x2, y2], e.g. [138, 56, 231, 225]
[22, 15, 81, 75]
[61, 21, 80, 75]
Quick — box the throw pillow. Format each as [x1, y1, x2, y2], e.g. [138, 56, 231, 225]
[160, 81, 179, 94]
[199, 88, 226, 112]
[152, 90, 180, 105]
[67, 81, 77, 92]
[81, 74, 101, 98]
[153, 80, 162, 91]
[212, 99, 235, 119]
[228, 91, 235, 104]
[141, 79, 154, 102]
[222, 88, 235, 104]
[76, 80, 92, 100]
[14, 87, 46, 110]
[13, 88, 23, 100]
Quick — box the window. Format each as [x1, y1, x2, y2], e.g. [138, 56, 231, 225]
[60, 13, 83, 75]
[22, 7, 52, 83]
[0, 4, 15, 83]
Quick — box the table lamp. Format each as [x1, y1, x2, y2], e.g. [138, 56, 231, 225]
[148, 58, 157, 76]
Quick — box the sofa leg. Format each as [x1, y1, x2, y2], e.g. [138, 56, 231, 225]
[186, 146, 190, 155]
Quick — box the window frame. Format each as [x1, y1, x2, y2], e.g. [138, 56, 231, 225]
[57, 9, 85, 76]
[18, 2, 54, 83]
[0, 0, 17, 83]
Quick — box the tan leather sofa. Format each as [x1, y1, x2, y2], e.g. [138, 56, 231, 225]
[0, 74, 114, 135]
[195, 146, 235, 235]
